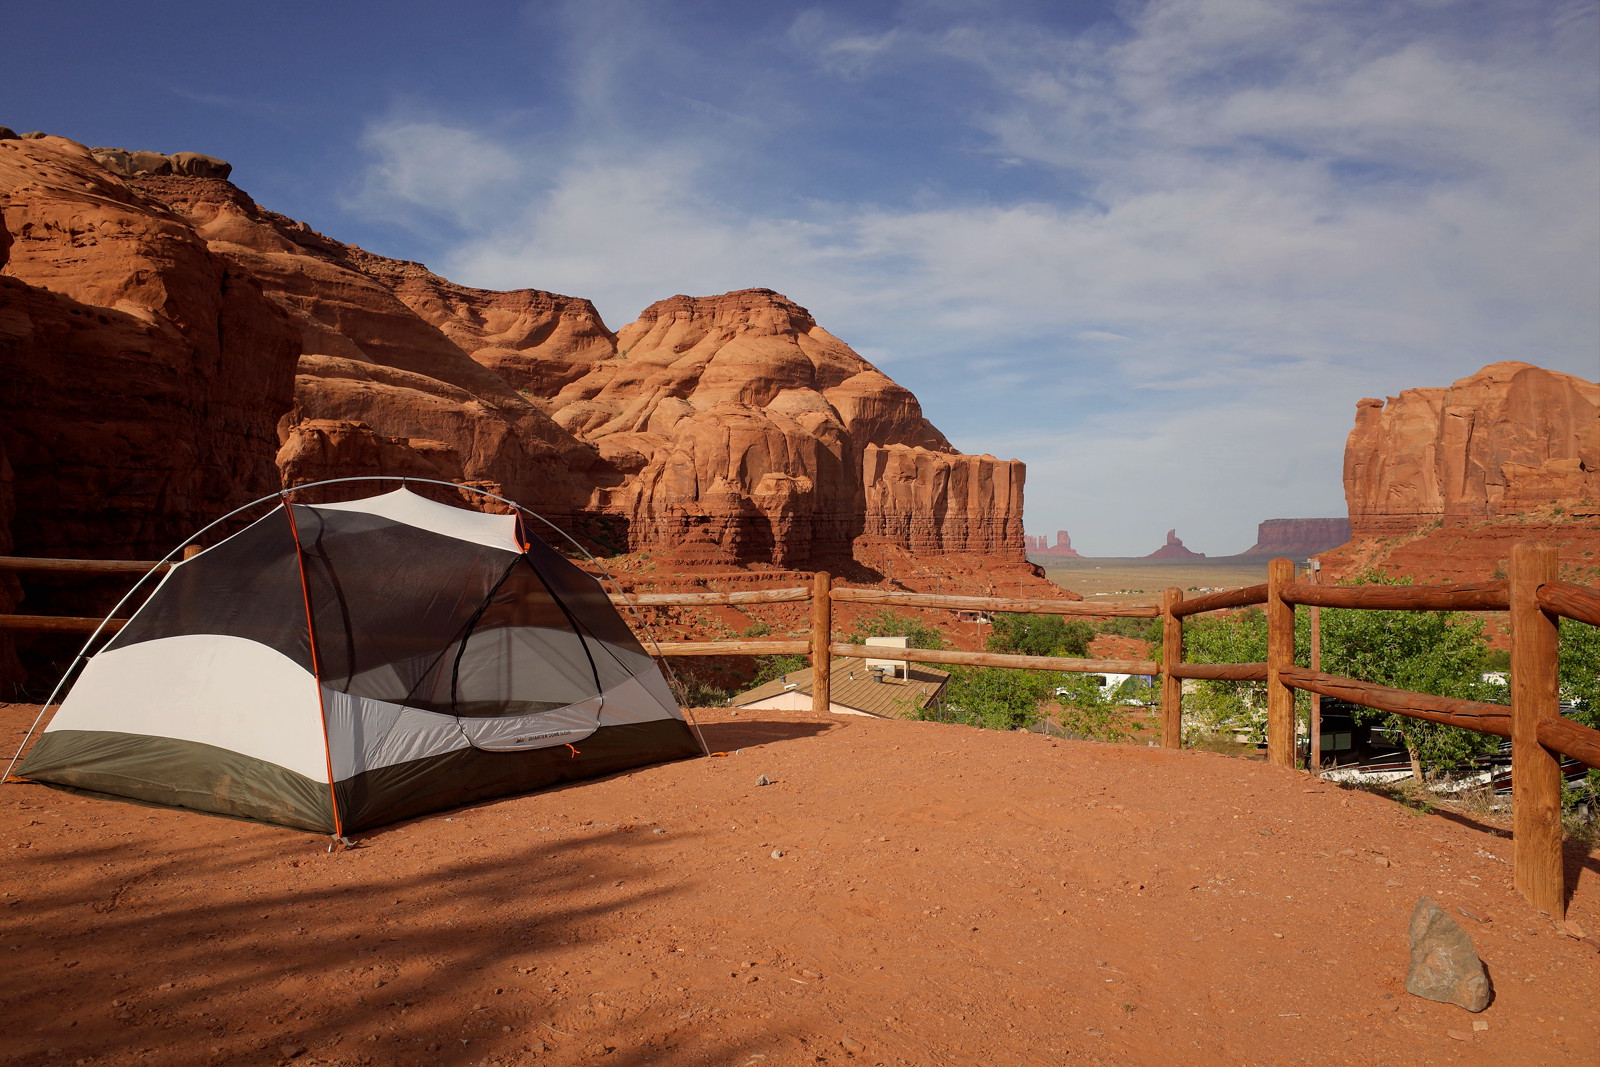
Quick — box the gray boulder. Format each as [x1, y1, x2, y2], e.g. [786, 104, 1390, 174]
[1407, 896, 1491, 1012]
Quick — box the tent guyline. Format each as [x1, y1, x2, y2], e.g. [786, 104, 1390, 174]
[7, 481, 705, 834]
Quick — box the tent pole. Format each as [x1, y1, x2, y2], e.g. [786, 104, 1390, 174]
[282, 499, 345, 840]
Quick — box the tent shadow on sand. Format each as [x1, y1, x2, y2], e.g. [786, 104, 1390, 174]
[2, 806, 783, 1067]
[694, 716, 838, 752]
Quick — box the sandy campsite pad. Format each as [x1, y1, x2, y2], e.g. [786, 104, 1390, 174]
[1, 703, 1595, 1067]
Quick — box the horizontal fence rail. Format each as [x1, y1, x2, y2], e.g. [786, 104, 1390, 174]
[0, 615, 127, 633]
[610, 587, 810, 607]
[650, 639, 811, 657]
[829, 587, 1159, 617]
[1281, 579, 1509, 612]
[1170, 661, 1268, 682]
[1538, 580, 1600, 626]
[1278, 666, 1513, 740]
[1169, 584, 1267, 618]
[1536, 716, 1600, 771]
[829, 642, 1158, 676]
[0, 556, 169, 576]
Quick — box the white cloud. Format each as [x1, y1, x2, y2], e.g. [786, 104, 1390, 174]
[354, 121, 525, 230]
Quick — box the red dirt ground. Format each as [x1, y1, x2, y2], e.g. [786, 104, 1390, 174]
[1, 702, 1595, 1067]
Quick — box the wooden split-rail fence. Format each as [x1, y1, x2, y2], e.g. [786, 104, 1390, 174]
[2, 542, 1596, 918]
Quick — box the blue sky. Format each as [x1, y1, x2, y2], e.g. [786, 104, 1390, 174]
[4, 0, 1596, 555]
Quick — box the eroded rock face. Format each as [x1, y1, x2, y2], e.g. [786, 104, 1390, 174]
[114, 172, 606, 520]
[0, 135, 298, 560]
[512, 289, 1024, 564]
[89, 146, 233, 180]
[1345, 362, 1599, 537]
[859, 444, 1025, 560]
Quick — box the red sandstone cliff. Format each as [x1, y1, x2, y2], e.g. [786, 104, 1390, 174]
[1325, 361, 1598, 582]
[1344, 362, 1597, 536]
[516, 289, 1023, 564]
[0, 133, 1026, 572]
[0, 135, 299, 559]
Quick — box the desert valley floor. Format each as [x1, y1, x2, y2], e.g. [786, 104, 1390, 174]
[1, 703, 1595, 1067]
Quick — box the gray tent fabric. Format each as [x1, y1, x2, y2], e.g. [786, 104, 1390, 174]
[18, 489, 700, 833]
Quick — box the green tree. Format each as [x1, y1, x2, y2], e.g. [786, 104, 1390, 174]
[1179, 607, 1294, 745]
[1320, 572, 1497, 779]
[1559, 616, 1600, 724]
[749, 653, 809, 689]
[845, 609, 944, 650]
[1093, 615, 1164, 645]
[1051, 673, 1139, 742]
[930, 666, 1058, 730]
[1558, 616, 1600, 817]
[987, 613, 1094, 657]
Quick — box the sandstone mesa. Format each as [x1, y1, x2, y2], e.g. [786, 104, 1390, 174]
[1325, 361, 1598, 582]
[0, 134, 1024, 574]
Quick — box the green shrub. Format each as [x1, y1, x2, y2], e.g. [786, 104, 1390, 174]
[845, 609, 944, 650]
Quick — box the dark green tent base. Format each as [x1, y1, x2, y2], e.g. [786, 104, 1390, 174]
[20, 718, 704, 834]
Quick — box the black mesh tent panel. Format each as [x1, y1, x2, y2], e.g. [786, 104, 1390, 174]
[106, 510, 314, 671]
[289, 505, 518, 702]
[287, 506, 646, 721]
[518, 534, 645, 652]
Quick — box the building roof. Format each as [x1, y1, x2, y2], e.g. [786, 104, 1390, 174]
[730, 657, 950, 718]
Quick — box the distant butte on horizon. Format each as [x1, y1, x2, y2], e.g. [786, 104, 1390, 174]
[1027, 516, 1357, 561]
[1144, 529, 1205, 560]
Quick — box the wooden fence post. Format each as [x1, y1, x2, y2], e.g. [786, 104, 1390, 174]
[1510, 542, 1564, 917]
[1309, 559, 1322, 772]
[1266, 557, 1296, 768]
[1161, 586, 1183, 748]
[811, 571, 832, 715]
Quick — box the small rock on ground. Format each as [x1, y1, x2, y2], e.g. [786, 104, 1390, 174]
[1407, 896, 1491, 1012]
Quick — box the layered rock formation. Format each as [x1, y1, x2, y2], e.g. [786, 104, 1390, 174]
[0, 135, 299, 560]
[517, 288, 1023, 564]
[1026, 530, 1082, 557]
[1324, 361, 1598, 583]
[1344, 362, 1598, 537]
[1144, 529, 1204, 559]
[1238, 518, 1351, 558]
[0, 132, 1026, 574]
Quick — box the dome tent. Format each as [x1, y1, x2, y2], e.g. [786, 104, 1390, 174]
[13, 485, 703, 834]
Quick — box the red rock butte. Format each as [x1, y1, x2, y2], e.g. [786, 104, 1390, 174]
[1323, 360, 1598, 582]
[1343, 361, 1597, 537]
[0, 133, 1025, 573]
[1025, 530, 1081, 557]
[1144, 529, 1204, 560]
